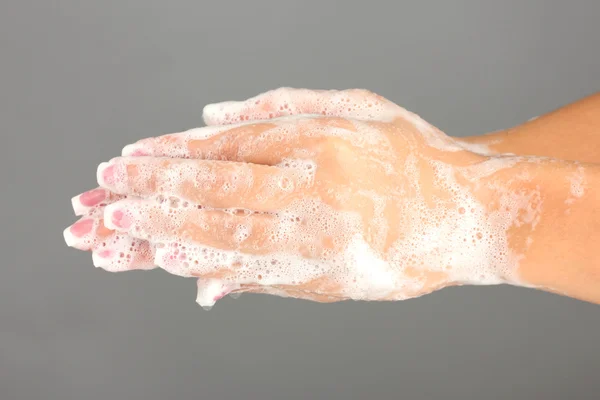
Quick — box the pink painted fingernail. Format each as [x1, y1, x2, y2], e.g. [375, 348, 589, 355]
[70, 218, 94, 237]
[102, 165, 115, 185]
[111, 209, 132, 229]
[79, 188, 107, 207]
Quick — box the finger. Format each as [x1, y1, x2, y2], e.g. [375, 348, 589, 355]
[66, 190, 123, 252]
[72, 134, 156, 216]
[97, 157, 311, 211]
[121, 124, 247, 159]
[145, 227, 335, 294]
[63, 215, 156, 271]
[120, 116, 348, 166]
[65, 192, 157, 271]
[63, 211, 117, 252]
[121, 120, 298, 164]
[71, 187, 123, 216]
[195, 278, 241, 309]
[103, 198, 286, 255]
[91, 233, 155, 272]
[71, 140, 157, 216]
[202, 87, 403, 125]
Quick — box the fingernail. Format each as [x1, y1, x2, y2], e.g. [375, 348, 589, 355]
[106, 207, 133, 230]
[92, 250, 113, 269]
[63, 219, 93, 247]
[80, 188, 107, 206]
[71, 188, 107, 215]
[122, 143, 150, 157]
[70, 218, 94, 237]
[97, 162, 116, 187]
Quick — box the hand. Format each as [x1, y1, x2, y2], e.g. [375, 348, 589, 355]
[64, 89, 521, 308]
[65, 88, 415, 273]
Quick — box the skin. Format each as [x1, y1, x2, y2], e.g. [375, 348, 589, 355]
[459, 91, 600, 164]
[64, 88, 600, 306]
[459, 92, 600, 303]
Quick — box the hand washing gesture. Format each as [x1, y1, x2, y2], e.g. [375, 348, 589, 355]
[66, 88, 591, 307]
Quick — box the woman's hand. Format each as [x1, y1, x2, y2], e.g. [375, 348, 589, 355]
[64, 89, 535, 308]
[65, 88, 425, 274]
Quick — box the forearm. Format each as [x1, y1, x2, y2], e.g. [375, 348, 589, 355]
[482, 157, 600, 303]
[458, 92, 600, 164]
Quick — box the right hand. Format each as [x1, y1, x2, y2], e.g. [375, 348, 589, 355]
[65, 87, 450, 271]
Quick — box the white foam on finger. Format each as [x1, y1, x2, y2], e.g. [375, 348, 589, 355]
[202, 101, 241, 125]
[96, 161, 112, 188]
[71, 194, 89, 216]
[81, 104, 556, 302]
[196, 279, 240, 309]
[91, 251, 108, 269]
[63, 226, 78, 247]
[121, 143, 147, 157]
[91, 235, 156, 272]
[120, 123, 255, 159]
[102, 203, 120, 230]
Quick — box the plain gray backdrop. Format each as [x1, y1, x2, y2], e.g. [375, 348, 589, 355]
[2, 1, 599, 399]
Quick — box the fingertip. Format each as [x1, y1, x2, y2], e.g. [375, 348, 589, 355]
[96, 162, 113, 188]
[195, 281, 218, 310]
[63, 218, 94, 250]
[203, 100, 245, 125]
[122, 143, 150, 157]
[121, 144, 136, 156]
[152, 245, 169, 269]
[196, 279, 240, 309]
[63, 225, 77, 247]
[71, 188, 108, 216]
[202, 102, 223, 125]
[71, 194, 87, 216]
[92, 251, 112, 269]
[102, 203, 120, 230]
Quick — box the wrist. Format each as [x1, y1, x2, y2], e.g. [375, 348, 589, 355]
[471, 155, 600, 301]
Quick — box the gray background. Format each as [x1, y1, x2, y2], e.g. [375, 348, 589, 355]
[2, 1, 599, 399]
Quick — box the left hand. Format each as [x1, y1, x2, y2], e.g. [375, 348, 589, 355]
[64, 89, 498, 307]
